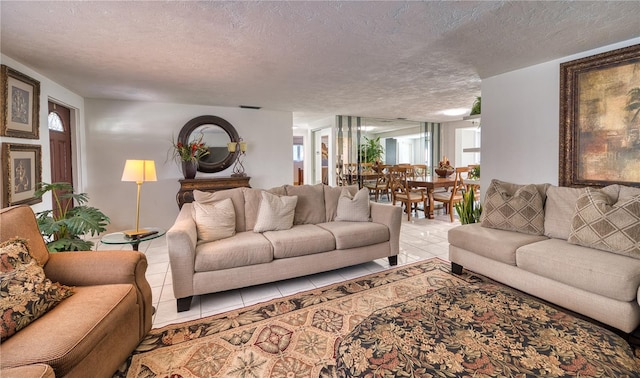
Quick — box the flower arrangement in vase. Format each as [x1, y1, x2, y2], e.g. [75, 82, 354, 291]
[171, 134, 210, 179]
[435, 156, 454, 178]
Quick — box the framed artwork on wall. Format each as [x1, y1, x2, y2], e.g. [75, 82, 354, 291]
[0, 64, 40, 139]
[1, 143, 42, 207]
[559, 43, 640, 188]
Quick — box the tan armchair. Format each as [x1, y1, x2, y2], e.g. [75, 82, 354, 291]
[0, 205, 152, 378]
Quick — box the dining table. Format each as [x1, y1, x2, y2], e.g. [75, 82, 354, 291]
[408, 176, 457, 219]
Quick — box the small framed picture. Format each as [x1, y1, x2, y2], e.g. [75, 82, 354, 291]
[1, 65, 40, 139]
[2, 143, 42, 207]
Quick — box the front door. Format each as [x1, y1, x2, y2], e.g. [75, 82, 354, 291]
[48, 101, 73, 217]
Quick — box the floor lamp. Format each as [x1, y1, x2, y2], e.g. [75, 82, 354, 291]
[121, 159, 157, 237]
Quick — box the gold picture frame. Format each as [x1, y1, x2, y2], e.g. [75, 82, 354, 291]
[559, 43, 640, 188]
[1, 64, 40, 139]
[2, 143, 42, 207]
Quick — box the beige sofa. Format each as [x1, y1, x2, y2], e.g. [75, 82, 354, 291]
[448, 181, 640, 334]
[0, 205, 153, 378]
[167, 184, 402, 311]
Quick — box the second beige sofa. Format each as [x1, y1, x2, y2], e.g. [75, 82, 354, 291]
[167, 183, 402, 311]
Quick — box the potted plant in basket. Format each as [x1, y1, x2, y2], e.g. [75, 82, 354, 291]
[171, 134, 210, 179]
[35, 182, 110, 252]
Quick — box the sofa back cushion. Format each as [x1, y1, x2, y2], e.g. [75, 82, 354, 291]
[544, 185, 620, 240]
[324, 185, 359, 222]
[194, 188, 246, 232]
[284, 184, 326, 225]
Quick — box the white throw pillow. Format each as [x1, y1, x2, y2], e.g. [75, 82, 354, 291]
[253, 191, 298, 232]
[335, 187, 370, 222]
[192, 198, 236, 242]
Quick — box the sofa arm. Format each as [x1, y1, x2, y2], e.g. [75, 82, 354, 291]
[371, 202, 402, 257]
[166, 204, 198, 299]
[44, 250, 153, 337]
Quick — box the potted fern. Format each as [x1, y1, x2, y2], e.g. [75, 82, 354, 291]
[35, 182, 110, 252]
[454, 189, 482, 224]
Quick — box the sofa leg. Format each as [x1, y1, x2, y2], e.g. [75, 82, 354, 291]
[388, 255, 398, 266]
[451, 262, 463, 275]
[176, 296, 193, 312]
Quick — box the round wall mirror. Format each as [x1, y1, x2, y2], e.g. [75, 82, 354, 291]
[178, 115, 240, 173]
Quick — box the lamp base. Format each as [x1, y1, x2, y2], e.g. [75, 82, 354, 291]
[231, 173, 247, 177]
[123, 228, 151, 238]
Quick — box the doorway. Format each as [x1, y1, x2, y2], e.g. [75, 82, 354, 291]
[48, 101, 74, 216]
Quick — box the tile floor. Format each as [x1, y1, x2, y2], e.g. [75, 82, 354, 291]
[96, 208, 459, 329]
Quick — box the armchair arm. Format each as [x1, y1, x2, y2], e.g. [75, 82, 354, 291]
[370, 202, 402, 257]
[166, 204, 198, 299]
[44, 250, 153, 337]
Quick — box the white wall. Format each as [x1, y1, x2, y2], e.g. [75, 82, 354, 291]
[0, 54, 86, 214]
[481, 37, 640, 192]
[84, 99, 293, 231]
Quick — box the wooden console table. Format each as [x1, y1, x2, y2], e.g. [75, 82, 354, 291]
[177, 177, 251, 208]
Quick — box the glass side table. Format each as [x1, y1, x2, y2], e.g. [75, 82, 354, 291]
[99, 227, 166, 251]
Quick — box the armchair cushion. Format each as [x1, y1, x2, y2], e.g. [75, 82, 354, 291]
[1, 239, 73, 342]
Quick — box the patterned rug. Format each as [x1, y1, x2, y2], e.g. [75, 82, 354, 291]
[115, 259, 639, 377]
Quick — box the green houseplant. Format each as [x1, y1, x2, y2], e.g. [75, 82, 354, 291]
[454, 189, 482, 225]
[35, 182, 110, 252]
[470, 96, 481, 116]
[359, 136, 384, 164]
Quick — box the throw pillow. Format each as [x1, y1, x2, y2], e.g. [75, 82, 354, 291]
[192, 198, 236, 242]
[480, 179, 545, 235]
[253, 191, 298, 232]
[568, 187, 640, 259]
[335, 187, 370, 222]
[0, 239, 74, 342]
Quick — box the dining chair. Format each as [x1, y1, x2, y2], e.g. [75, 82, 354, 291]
[389, 167, 428, 220]
[364, 171, 390, 202]
[411, 164, 427, 180]
[432, 168, 466, 222]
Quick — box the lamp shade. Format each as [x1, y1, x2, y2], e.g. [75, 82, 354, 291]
[121, 160, 157, 183]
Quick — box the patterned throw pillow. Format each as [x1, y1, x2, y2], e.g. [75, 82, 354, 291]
[253, 191, 298, 232]
[192, 198, 236, 242]
[480, 179, 545, 235]
[0, 239, 74, 341]
[335, 187, 370, 222]
[568, 187, 640, 259]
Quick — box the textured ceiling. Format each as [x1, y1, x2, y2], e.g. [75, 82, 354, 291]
[1, 1, 639, 125]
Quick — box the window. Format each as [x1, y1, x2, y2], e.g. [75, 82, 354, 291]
[293, 144, 304, 162]
[48, 112, 64, 132]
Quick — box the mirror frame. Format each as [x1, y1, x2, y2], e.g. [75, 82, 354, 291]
[177, 115, 240, 173]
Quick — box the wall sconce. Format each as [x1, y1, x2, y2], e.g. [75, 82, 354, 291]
[121, 159, 157, 237]
[227, 138, 247, 177]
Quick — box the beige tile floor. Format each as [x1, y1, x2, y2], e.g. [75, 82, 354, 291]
[96, 206, 459, 329]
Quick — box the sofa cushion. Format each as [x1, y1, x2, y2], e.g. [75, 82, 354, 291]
[335, 187, 370, 222]
[448, 223, 548, 265]
[1, 239, 74, 342]
[254, 192, 298, 232]
[516, 238, 640, 302]
[192, 198, 236, 242]
[285, 184, 326, 225]
[324, 185, 358, 222]
[318, 221, 390, 250]
[194, 231, 273, 271]
[568, 187, 640, 259]
[194, 188, 246, 232]
[264, 224, 336, 259]
[243, 187, 287, 231]
[0, 284, 137, 376]
[543, 186, 584, 240]
[480, 179, 546, 235]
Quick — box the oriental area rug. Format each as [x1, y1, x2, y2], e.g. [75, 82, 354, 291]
[115, 259, 640, 378]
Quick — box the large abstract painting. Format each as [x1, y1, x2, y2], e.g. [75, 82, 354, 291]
[560, 44, 640, 187]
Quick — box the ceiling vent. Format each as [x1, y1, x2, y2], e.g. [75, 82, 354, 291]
[239, 105, 261, 110]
